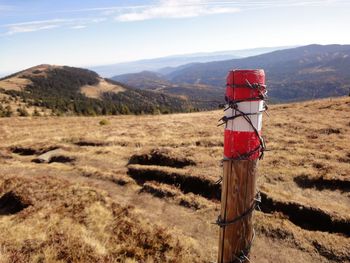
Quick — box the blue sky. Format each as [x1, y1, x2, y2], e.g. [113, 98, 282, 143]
[0, 0, 350, 74]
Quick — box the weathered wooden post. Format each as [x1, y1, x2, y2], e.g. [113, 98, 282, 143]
[217, 69, 267, 263]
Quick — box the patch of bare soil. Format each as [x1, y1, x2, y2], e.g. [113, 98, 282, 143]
[80, 78, 125, 99]
[10, 147, 38, 156]
[128, 148, 196, 168]
[140, 181, 209, 210]
[294, 174, 350, 192]
[0, 191, 29, 215]
[73, 140, 110, 147]
[259, 191, 349, 236]
[128, 164, 220, 200]
[10, 145, 59, 156]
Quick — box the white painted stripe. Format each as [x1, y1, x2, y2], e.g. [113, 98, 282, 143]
[225, 100, 264, 132]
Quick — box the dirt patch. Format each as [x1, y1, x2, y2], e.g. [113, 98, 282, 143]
[80, 78, 125, 99]
[32, 154, 75, 164]
[10, 147, 38, 156]
[49, 155, 75, 164]
[74, 140, 110, 147]
[140, 182, 208, 210]
[79, 169, 134, 186]
[0, 192, 29, 215]
[30, 148, 75, 164]
[294, 175, 350, 192]
[260, 192, 350, 237]
[319, 128, 341, 135]
[177, 194, 207, 210]
[127, 165, 220, 200]
[129, 149, 196, 168]
[10, 146, 59, 156]
[140, 182, 178, 199]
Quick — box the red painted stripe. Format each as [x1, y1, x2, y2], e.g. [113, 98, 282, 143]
[224, 130, 262, 160]
[226, 70, 265, 101]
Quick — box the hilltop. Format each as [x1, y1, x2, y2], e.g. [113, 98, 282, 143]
[0, 96, 349, 262]
[113, 44, 350, 103]
[0, 65, 193, 117]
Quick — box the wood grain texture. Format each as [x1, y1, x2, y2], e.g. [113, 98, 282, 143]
[218, 160, 258, 263]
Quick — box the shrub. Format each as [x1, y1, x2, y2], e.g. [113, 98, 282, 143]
[32, 108, 41, 117]
[99, 119, 109, 126]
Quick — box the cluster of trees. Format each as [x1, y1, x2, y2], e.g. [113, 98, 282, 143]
[1, 66, 192, 116]
[0, 103, 42, 117]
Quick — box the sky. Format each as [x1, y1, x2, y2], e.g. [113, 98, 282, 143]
[0, 0, 350, 74]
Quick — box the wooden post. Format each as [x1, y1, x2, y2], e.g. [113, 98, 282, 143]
[217, 69, 266, 262]
[218, 160, 258, 262]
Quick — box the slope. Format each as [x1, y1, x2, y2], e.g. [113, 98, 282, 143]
[0, 96, 349, 262]
[0, 65, 193, 116]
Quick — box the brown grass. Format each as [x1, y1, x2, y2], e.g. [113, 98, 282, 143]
[0, 96, 349, 262]
[0, 77, 31, 92]
[80, 79, 125, 99]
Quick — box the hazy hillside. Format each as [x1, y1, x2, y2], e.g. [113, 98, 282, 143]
[90, 46, 291, 77]
[0, 65, 193, 116]
[165, 44, 350, 102]
[113, 45, 350, 103]
[113, 71, 170, 91]
[112, 71, 224, 109]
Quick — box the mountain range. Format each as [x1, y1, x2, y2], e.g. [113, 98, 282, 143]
[90, 46, 292, 77]
[112, 44, 350, 103]
[1, 44, 349, 117]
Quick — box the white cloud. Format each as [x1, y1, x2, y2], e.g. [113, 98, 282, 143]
[2, 17, 106, 35]
[71, 25, 87, 30]
[115, 0, 240, 22]
[4, 19, 68, 35]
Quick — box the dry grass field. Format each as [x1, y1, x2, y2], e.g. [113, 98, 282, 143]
[0, 96, 349, 262]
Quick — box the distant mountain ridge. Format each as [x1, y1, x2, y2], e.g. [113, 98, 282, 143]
[90, 46, 293, 77]
[112, 71, 224, 109]
[113, 44, 350, 102]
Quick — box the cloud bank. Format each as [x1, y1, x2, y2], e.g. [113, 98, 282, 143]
[115, 0, 240, 22]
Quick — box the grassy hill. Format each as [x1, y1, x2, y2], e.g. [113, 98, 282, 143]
[113, 45, 350, 103]
[0, 96, 349, 262]
[0, 65, 193, 116]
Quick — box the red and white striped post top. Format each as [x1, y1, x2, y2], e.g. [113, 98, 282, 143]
[223, 69, 266, 160]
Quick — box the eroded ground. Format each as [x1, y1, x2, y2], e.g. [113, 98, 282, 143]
[0, 97, 349, 262]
